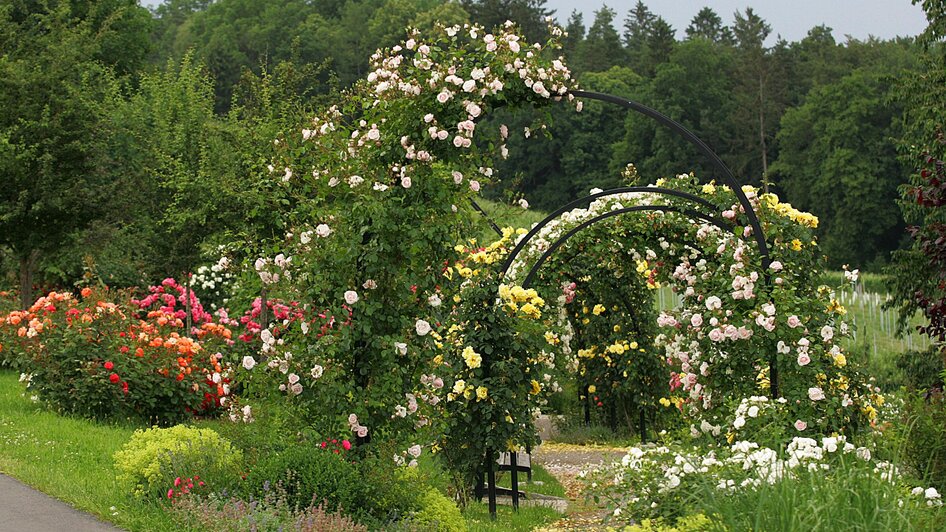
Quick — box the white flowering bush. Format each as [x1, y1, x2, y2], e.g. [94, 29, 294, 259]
[583, 434, 940, 525]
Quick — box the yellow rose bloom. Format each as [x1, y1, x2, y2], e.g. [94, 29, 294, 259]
[530, 380, 542, 395]
[476, 386, 488, 401]
[452, 379, 465, 394]
[588, 385, 597, 394]
[462, 346, 482, 369]
[593, 304, 606, 316]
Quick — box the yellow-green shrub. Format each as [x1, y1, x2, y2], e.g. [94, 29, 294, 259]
[113, 425, 242, 497]
[625, 513, 717, 532]
[411, 488, 466, 532]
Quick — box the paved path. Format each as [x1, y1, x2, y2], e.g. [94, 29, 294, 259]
[0, 474, 122, 532]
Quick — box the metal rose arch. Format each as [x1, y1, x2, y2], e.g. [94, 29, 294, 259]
[476, 90, 775, 517]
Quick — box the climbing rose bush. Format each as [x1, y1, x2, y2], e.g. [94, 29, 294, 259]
[234, 20, 580, 457]
[433, 228, 565, 492]
[509, 172, 878, 439]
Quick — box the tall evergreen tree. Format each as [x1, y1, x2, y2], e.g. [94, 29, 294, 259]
[685, 6, 733, 44]
[562, 10, 585, 64]
[643, 16, 676, 76]
[623, 1, 655, 72]
[729, 7, 781, 190]
[460, 0, 553, 43]
[577, 6, 624, 73]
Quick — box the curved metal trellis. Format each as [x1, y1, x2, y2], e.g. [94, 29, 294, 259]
[519, 205, 734, 289]
[568, 90, 771, 269]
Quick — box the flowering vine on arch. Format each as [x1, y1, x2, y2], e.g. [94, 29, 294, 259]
[232, 19, 584, 476]
[504, 172, 879, 441]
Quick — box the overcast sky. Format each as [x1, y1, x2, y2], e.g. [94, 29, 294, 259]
[139, 0, 928, 44]
[543, 0, 927, 44]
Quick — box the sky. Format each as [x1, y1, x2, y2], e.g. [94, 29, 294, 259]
[543, 0, 927, 44]
[139, 0, 929, 44]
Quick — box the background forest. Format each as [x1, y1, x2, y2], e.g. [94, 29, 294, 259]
[0, 0, 929, 305]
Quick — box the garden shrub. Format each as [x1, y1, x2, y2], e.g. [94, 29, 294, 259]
[896, 347, 944, 392]
[113, 425, 243, 497]
[3, 284, 234, 423]
[903, 393, 946, 491]
[409, 488, 466, 532]
[244, 441, 421, 525]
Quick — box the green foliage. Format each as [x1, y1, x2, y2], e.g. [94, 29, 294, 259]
[897, 348, 945, 391]
[244, 444, 422, 526]
[902, 395, 946, 491]
[627, 513, 717, 532]
[688, 454, 946, 531]
[0, 1, 139, 306]
[410, 488, 467, 532]
[773, 66, 912, 268]
[613, 39, 732, 181]
[113, 425, 243, 497]
[886, 0, 946, 353]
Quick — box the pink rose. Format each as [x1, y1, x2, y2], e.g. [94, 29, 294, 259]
[797, 353, 811, 366]
[690, 314, 703, 328]
[708, 328, 724, 342]
[794, 420, 807, 431]
[470, 180, 480, 192]
[787, 315, 801, 328]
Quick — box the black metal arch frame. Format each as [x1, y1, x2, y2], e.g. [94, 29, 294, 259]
[476, 91, 775, 519]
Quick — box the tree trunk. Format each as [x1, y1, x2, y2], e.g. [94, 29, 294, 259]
[18, 250, 40, 310]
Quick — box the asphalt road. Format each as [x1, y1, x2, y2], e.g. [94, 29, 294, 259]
[0, 474, 122, 532]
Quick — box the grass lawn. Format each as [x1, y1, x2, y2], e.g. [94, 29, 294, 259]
[0, 370, 564, 531]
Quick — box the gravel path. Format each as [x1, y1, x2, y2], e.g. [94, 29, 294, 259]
[532, 442, 628, 530]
